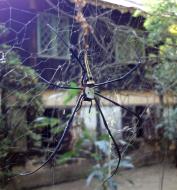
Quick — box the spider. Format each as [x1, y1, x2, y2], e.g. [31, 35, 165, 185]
[16, 24, 142, 181]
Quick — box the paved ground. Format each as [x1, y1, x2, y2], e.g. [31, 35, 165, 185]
[35, 164, 177, 190]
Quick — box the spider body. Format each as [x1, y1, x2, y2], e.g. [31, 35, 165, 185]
[83, 80, 95, 101]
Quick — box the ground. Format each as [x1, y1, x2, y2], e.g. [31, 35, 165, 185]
[35, 164, 177, 190]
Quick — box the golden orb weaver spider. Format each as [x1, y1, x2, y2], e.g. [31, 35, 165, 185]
[14, 23, 142, 183]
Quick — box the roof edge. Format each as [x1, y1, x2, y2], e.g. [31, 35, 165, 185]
[85, 0, 145, 13]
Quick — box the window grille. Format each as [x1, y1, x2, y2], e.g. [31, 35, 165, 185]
[37, 13, 70, 59]
[114, 27, 145, 64]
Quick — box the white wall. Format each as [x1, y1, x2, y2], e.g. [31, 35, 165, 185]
[79, 106, 122, 137]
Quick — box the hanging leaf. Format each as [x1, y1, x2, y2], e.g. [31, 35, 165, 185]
[94, 140, 110, 156]
[63, 82, 79, 105]
[33, 117, 60, 129]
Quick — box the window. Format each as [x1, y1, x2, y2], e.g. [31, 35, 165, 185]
[114, 27, 145, 64]
[37, 13, 70, 59]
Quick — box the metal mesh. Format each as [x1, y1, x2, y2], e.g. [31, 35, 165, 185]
[37, 12, 70, 59]
[114, 27, 145, 64]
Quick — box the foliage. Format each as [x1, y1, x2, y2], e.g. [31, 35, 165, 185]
[56, 125, 94, 165]
[139, 0, 177, 158]
[141, 0, 177, 93]
[156, 107, 177, 140]
[87, 139, 134, 190]
[94, 140, 109, 156]
[0, 25, 80, 185]
[87, 158, 134, 190]
[0, 24, 45, 186]
[63, 82, 79, 105]
[33, 116, 60, 129]
[30, 116, 62, 148]
[143, 1, 177, 43]
[0, 138, 11, 159]
[56, 150, 78, 165]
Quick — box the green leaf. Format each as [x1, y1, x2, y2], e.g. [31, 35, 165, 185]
[51, 125, 65, 134]
[63, 82, 79, 105]
[33, 117, 60, 128]
[86, 170, 104, 186]
[56, 151, 77, 165]
[28, 131, 41, 141]
[94, 140, 109, 155]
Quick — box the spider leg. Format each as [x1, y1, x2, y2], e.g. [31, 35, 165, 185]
[16, 94, 84, 177]
[76, 96, 84, 112]
[89, 100, 93, 113]
[47, 24, 86, 73]
[81, 72, 87, 86]
[39, 75, 82, 90]
[95, 98, 121, 183]
[48, 83, 82, 90]
[95, 92, 142, 125]
[94, 60, 141, 87]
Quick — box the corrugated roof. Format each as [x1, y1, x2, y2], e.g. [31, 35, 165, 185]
[85, 0, 145, 12]
[101, 0, 144, 10]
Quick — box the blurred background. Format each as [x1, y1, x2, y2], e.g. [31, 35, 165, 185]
[0, 0, 177, 189]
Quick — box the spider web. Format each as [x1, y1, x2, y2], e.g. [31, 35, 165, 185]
[0, 0, 160, 188]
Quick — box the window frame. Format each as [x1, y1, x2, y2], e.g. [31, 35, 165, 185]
[114, 26, 145, 64]
[37, 12, 70, 60]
